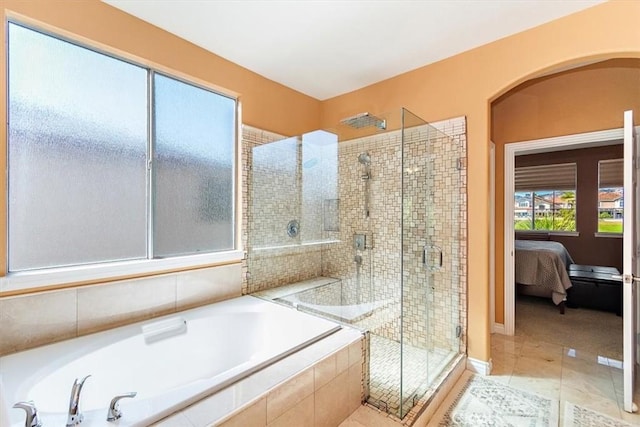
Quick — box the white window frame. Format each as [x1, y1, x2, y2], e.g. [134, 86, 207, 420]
[2, 21, 243, 293]
[597, 159, 624, 236]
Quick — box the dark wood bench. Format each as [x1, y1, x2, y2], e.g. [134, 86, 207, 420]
[567, 264, 622, 315]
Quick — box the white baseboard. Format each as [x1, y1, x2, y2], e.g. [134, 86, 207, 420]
[492, 323, 505, 335]
[467, 357, 492, 375]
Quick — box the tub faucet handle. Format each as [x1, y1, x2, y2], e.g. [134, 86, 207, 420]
[106, 392, 137, 422]
[66, 375, 91, 427]
[13, 401, 43, 427]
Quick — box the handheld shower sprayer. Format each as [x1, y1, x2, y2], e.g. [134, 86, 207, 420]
[357, 153, 371, 218]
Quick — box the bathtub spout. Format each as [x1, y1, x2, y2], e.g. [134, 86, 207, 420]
[66, 375, 91, 427]
[107, 392, 137, 422]
[13, 401, 42, 427]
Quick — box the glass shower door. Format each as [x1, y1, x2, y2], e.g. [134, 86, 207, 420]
[400, 109, 463, 418]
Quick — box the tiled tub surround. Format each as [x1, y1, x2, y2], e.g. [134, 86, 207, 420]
[0, 263, 241, 356]
[255, 278, 460, 420]
[244, 116, 467, 421]
[1, 295, 364, 427]
[157, 329, 365, 427]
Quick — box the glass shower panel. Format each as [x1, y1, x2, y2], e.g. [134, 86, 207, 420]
[250, 137, 300, 249]
[246, 109, 466, 420]
[400, 109, 463, 418]
[301, 130, 339, 243]
[400, 109, 432, 417]
[331, 110, 401, 415]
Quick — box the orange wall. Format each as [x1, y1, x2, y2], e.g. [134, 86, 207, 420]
[2, 0, 639, 363]
[0, 1, 321, 278]
[493, 59, 640, 144]
[1, 1, 321, 136]
[492, 59, 640, 323]
[321, 0, 640, 362]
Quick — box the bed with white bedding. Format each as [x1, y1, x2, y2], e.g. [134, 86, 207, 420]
[514, 240, 575, 306]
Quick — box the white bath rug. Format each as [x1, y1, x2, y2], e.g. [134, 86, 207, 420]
[437, 374, 558, 427]
[563, 402, 634, 427]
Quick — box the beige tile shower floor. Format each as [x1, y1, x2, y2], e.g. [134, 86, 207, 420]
[342, 296, 640, 426]
[368, 334, 456, 417]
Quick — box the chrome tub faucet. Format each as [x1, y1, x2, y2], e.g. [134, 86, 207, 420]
[13, 401, 43, 427]
[106, 392, 137, 422]
[66, 375, 91, 427]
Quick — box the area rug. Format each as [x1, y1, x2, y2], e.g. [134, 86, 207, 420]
[438, 374, 558, 426]
[563, 402, 634, 427]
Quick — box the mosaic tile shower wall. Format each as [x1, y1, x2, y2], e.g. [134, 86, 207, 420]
[401, 119, 467, 355]
[433, 117, 467, 357]
[320, 131, 402, 340]
[242, 127, 323, 294]
[242, 127, 338, 294]
[320, 118, 467, 354]
[243, 118, 467, 356]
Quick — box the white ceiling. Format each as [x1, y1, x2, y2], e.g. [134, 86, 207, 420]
[103, 0, 604, 100]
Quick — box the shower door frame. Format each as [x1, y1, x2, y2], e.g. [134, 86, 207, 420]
[398, 108, 464, 419]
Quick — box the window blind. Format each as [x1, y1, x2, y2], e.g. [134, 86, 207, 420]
[598, 159, 623, 188]
[515, 163, 576, 191]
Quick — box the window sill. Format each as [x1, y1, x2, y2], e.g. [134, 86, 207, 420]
[594, 233, 623, 239]
[0, 250, 244, 294]
[548, 231, 579, 237]
[515, 231, 579, 237]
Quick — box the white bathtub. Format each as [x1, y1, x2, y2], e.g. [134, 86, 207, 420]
[0, 295, 341, 427]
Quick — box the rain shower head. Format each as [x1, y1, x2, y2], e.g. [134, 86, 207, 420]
[358, 152, 371, 165]
[340, 112, 387, 130]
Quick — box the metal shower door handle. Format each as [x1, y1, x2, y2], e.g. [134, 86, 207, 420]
[423, 244, 443, 271]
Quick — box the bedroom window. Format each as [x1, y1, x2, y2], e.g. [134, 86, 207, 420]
[598, 159, 623, 234]
[7, 22, 236, 273]
[514, 163, 577, 232]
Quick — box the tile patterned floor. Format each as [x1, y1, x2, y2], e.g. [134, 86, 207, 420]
[516, 295, 623, 361]
[487, 333, 639, 426]
[487, 298, 639, 426]
[432, 371, 559, 427]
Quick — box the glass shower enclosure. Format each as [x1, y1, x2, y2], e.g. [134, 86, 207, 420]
[245, 109, 466, 420]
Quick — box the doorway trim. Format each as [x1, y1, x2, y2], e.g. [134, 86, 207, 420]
[490, 142, 499, 333]
[502, 127, 627, 336]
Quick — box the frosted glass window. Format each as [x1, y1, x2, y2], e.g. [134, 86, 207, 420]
[8, 23, 148, 271]
[153, 74, 235, 257]
[7, 23, 237, 273]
